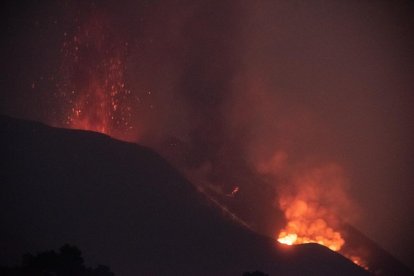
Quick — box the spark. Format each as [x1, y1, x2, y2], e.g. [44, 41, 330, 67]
[56, 13, 135, 141]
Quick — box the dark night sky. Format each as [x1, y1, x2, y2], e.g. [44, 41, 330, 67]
[1, 0, 413, 268]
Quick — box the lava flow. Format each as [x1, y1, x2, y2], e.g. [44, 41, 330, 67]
[56, 12, 135, 141]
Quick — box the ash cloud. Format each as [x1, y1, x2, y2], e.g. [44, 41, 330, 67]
[115, 1, 358, 240]
[124, 0, 414, 265]
[1, 0, 413, 268]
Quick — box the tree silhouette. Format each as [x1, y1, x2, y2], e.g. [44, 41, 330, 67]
[242, 271, 269, 276]
[0, 244, 114, 276]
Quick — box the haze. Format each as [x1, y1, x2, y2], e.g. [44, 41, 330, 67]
[1, 0, 413, 268]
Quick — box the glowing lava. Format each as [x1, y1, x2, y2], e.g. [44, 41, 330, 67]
[277, 199, 345, 251]
[348, 255, 369, 270]
[277, 233, 297, 246]
[56, 12, 135, 141]
[274, 162, 368, 270]
[275, 164, 348, 251]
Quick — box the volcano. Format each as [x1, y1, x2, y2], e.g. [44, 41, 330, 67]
[0, 115, 399, 275]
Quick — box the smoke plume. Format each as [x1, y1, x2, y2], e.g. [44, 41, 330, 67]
[1, 0, 413, 268]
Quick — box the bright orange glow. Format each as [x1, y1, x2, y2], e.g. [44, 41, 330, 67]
[275, 164, 348, 252]
[277, 232, 297, 245]
[272, 162, 368, 270]
[277, 199, 345, 251]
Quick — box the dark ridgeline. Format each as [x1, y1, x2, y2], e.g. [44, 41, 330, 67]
[341, 224, 414, 275]
[1, 115, 370, 275]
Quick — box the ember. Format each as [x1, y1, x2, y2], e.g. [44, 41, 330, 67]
[57, 12, 134, 141]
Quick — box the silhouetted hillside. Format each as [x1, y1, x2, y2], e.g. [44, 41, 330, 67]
[341, 224, 413, 275]
[0, 115, 369, 275]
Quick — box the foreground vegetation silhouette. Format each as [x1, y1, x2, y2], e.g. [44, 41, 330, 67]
[242, 270, 269, 276]
[0, 244, 114, 276]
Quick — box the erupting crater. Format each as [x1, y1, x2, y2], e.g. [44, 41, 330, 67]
[271, 162, 369, 270]
[276, 199, 369, 270]
[277, 199, 344, 251]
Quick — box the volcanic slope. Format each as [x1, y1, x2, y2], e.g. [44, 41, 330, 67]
[0, 115, 368, 275]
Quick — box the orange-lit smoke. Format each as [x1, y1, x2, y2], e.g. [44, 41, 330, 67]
[257, 150, 368, 268]
[57, 13, 136, 141]
[276, 163, 348, 251]
[257, 151, 351, 251]
[48, 3, 372, 270]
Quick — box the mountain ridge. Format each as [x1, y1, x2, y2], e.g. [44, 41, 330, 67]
[0, 115, 369, 275]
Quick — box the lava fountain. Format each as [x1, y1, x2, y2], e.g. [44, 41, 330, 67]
[56, 11, 135, 141]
